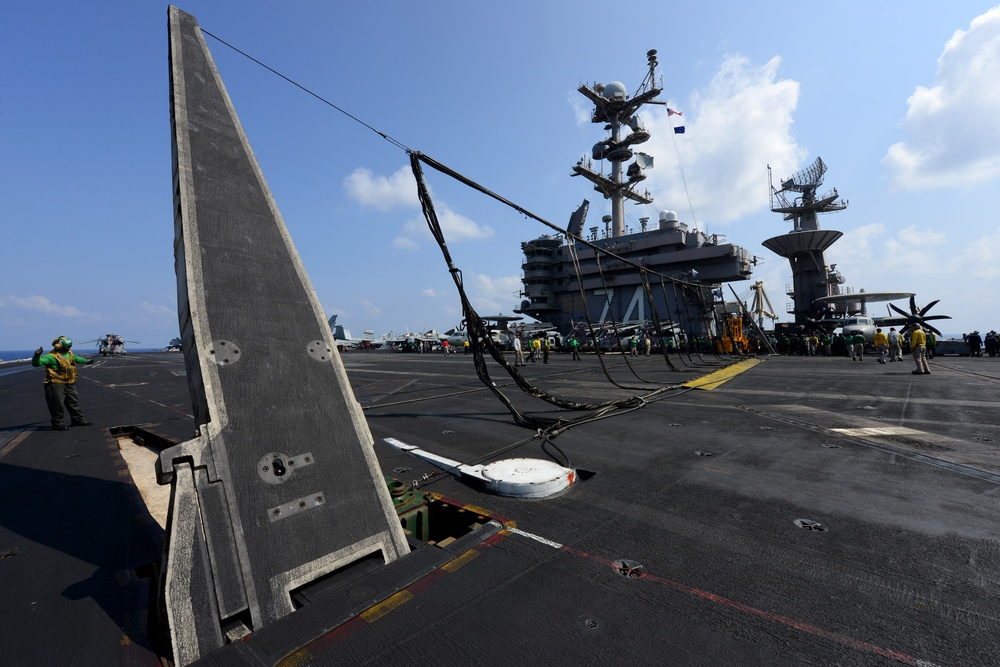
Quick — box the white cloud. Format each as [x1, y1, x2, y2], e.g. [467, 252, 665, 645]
[422, 288, 441, 297]
[880, 226, 947, 274]
[468, 273, 522, 315]
[439, 205, 494, 240]
[834, 223, 886, 269]
[324, 306, 354, 321]
[1, 295, 90, 318]
[361, 299, 382, 318]
[570, 92, 591, 127]
[642, 54, 804, 225]
[946, 225, 1000, 279]
[345, 165, 493, 244]
[392, 235, 420, 250]
[822, 223, 949, 293]
[400, 203, 493, 243]
[343, 166, 417, 212]
[139, 301, 174, 317]
[883, 6, 1000, 189]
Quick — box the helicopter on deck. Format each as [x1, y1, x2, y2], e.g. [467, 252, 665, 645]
[89, 333, 140, 356]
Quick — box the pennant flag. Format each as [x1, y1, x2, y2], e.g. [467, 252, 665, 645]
[674, 126, 686, 134]
[667, 108, 684, 116]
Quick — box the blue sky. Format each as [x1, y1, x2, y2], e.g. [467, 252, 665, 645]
[3, 1, 1000, 351]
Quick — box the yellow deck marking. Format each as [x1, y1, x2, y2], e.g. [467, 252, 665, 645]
[682, 358, 763, 390]
[460, 504, 492, 517]
[0, 431, 31, 460]
[441, 549, 480, 572]
[277, 648, 313, 667]
[361, 590, 413, 623]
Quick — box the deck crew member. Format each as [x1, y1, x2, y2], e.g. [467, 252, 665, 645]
[966, 331, 982, 357]
[925, 330, 937, 358]
[31, 336, 94, 431]
[808, 334, 819, 356]
[850, 332, 865, 361]
[513, 336, 525, 366]
[888, 327, 902, 361]
[873, 328, 889, 364]
[569, 336, 581, 360]
[910, 324, 931, 375]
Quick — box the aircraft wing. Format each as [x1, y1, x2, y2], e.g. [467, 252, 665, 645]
[874, 316, 909, 327]
[814, 292, 914, 307]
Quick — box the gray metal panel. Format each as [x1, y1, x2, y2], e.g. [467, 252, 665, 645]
[163, 6, 409, 661]
[195, 469, 247, 620]
[164, 462, 225, 665]
[762, 229, 843, 257]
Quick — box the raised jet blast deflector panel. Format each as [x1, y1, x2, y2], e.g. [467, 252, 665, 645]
[161, 7, 409, 664]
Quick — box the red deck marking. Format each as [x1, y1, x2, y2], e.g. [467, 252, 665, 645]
[560, 545, 920, 665]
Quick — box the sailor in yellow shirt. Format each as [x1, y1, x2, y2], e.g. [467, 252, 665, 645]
[909, 324, 931, 375]
[31, 336, 95, 430]
[873, 328, 889, 364]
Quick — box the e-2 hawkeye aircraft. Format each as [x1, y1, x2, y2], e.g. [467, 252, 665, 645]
[811, 291, 951, 343]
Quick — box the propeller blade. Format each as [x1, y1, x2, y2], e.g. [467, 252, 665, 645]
[921, 315, 951, 321]
[909, 295, 917, 314]
[924, 323, 943, 336]
[918, 300, 940, 317]
[889, 303, 910, 317]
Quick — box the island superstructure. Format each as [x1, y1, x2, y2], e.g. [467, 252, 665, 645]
[515, 51, 753, 338]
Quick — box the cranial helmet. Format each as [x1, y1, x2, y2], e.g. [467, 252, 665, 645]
[53, 336, 73, 349]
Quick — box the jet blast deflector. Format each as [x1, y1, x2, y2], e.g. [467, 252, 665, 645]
[161, 7, 409, 665]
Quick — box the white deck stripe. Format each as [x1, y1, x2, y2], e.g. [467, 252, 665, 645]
[508, 527, 563, 549]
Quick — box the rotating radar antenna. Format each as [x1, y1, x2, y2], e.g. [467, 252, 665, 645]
[779, 156, 827, 198]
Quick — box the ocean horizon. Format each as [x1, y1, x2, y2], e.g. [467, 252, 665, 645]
[0, 348, 165, 362]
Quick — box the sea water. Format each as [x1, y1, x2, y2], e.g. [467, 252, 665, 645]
[0, 348, 163, 362]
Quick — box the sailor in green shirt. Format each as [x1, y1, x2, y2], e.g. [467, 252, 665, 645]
[850, 332, 866, 361]
[31, 336, 94, 430]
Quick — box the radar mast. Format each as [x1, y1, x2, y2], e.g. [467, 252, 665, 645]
[763, 157, 849, 325]
[572, 50, 662, 238]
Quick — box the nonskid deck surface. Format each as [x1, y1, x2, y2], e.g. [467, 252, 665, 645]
[1, 351, 999, 665]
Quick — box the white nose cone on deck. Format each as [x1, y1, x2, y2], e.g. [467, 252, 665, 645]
[481, 458, 575, 498]
[383, 438, 577, 499]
